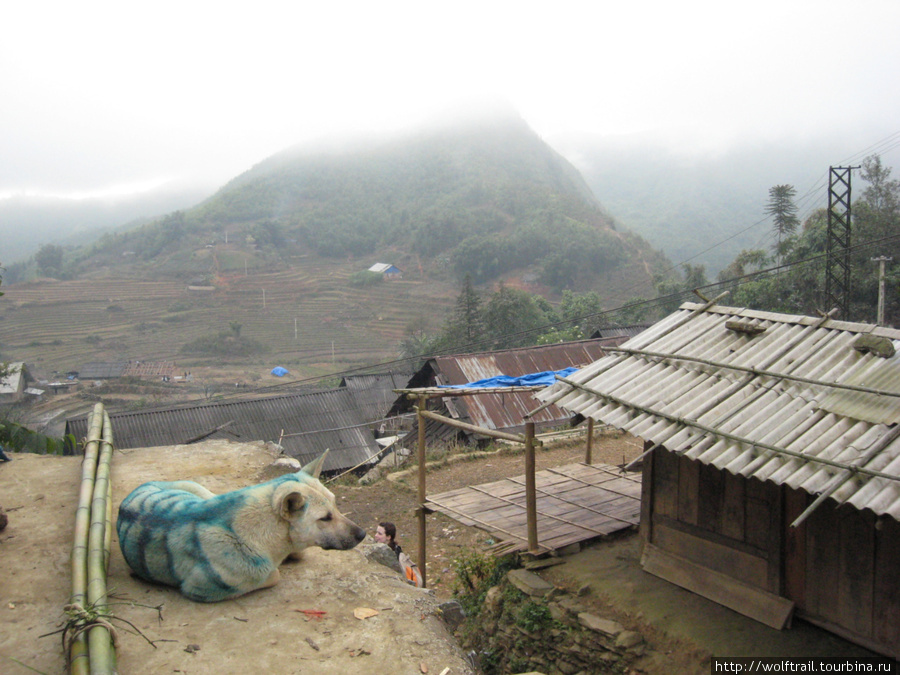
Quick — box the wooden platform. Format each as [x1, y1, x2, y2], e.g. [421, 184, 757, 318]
[425, 462, 642, 555]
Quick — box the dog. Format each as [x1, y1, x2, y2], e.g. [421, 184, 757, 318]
[116, 451, 365, 602]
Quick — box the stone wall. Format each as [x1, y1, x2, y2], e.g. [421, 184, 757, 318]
[458, 568, 646, 675]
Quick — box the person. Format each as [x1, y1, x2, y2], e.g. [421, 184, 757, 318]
[374, 521, 423, 587]
[374, 521, 402, 558]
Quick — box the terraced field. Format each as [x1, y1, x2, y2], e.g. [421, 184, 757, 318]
[0, 259, 457, 380]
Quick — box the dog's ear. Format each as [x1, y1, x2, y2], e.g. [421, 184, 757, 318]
[300, 449, 329, 479]
[273, 483, 306, 520]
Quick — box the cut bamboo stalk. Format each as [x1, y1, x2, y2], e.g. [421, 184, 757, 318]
[70, 403, 104, 675]
[86, 410, 116, 673]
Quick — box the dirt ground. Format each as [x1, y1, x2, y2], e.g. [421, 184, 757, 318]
[0, 428, 884, 675]
[0, 441, 474, 675]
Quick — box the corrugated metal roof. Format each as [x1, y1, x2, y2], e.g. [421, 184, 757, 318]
[340, 371, 413, 422]
[591, 323, 652, 340]
[396, 338, 626, 437]
[537, 302, 900, 521]
[65, 388, 380, 473]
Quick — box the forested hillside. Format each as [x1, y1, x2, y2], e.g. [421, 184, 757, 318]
[61, 114, 667, 296]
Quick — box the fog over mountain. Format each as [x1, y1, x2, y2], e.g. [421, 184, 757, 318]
[3, 2, 899, 271]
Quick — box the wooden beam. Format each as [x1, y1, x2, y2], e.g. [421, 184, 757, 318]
[585, 418, 594, 463]
[417, 395, 427, 588]
[525, 422, 538, 553]
[642, 543, 795, 630]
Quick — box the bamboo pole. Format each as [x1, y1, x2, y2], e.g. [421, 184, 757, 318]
[611, 345, 900, 399]
[70, 404, 104, 675]
[417, 408, 540, 445]
[86, 411, 116, 673]
[525, 422, 538, 553]
[557, 375, 900, 483]
[416, 395, 427, 588]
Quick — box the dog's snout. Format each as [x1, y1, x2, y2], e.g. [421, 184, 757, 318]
[352, 524, 365, 543]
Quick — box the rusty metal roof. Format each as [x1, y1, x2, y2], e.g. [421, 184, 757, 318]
[394, 338, 626, 438]
[65, 388, 381, 473]
[537, 302, 900, 521]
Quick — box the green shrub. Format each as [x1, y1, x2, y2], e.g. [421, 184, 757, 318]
[348, 270, 384, 287]
[450, 548, 518, 618]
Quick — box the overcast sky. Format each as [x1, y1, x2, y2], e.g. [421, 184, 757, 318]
[3, 0, 899, 200]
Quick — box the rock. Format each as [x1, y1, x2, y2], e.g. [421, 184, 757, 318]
[364, 542, 403, 574]
[359, 466, 381, 485]
[0, 506, 7, 532]
[615, 630, 644, 650]
[507, 569, 555, 598]
[484, 586, 504, 616]
[439, 600, 466, 632]
[577, 613, 624, 637]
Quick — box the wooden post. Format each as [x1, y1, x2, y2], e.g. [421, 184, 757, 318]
[585, 417, 594, 464]
[417, 395, 427, 588]
[525, 421, 538, 553]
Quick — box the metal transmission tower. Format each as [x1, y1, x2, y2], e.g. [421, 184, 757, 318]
[825, 166, 857, 318]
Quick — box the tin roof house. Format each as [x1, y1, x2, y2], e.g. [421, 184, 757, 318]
[391, 337, 629, 448]
[65, 387, 382, 474]
[537, 301, 900, 658]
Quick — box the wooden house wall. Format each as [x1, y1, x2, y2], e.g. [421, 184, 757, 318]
[644, 446, 900, 658]
[785, 488, 900, 658]
[645, 448, 782, 594]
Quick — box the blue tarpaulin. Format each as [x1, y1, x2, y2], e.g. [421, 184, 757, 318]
[438, 367, 578, 389]
[271, 366, 289, 377]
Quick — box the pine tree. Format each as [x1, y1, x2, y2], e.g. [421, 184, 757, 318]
[765, 184, 799, 262]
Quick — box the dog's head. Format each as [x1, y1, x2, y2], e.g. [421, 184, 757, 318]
[271, 453, 365, 552]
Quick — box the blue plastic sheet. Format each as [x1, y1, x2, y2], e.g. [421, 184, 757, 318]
[270, 366, 289, 377]
[438, 366, 578, 389]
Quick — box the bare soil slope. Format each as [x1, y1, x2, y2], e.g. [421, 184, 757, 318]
[0, 440, 473, 675]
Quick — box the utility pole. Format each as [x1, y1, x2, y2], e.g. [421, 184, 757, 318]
[872, 256, 893, 326]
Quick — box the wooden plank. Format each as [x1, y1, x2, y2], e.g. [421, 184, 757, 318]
[697, 460, 724, 533]
[642, 543, 794, 630]
[426, 461, 642, 553]
[721, 470, 746, 542]
[640, 442, 655, 543]
[873, 516, 900, 657]
[654, 448, 679, 519]
[653, 522, 769, 589]
[805, 500, 841, 622]
[783, 487, 808, 608]
[837, 508, 874, 638]
[677, 455, 699, 526]
[745, 477, 773, 550]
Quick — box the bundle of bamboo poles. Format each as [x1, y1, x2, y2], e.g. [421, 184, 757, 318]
[69, 403, 117, 674]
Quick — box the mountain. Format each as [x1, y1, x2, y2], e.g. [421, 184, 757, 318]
[0, 116, 672, 389]
[70, 113, 667, 298]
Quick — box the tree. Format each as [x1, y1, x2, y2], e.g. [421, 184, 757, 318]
[447, 275, 485, 345]
[559, 290, 604, 337]
[860, 155, 900, 217]
[483, 284, 547, 350]
[764, 185, 799, 262]
[34, 244, 65, 278]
